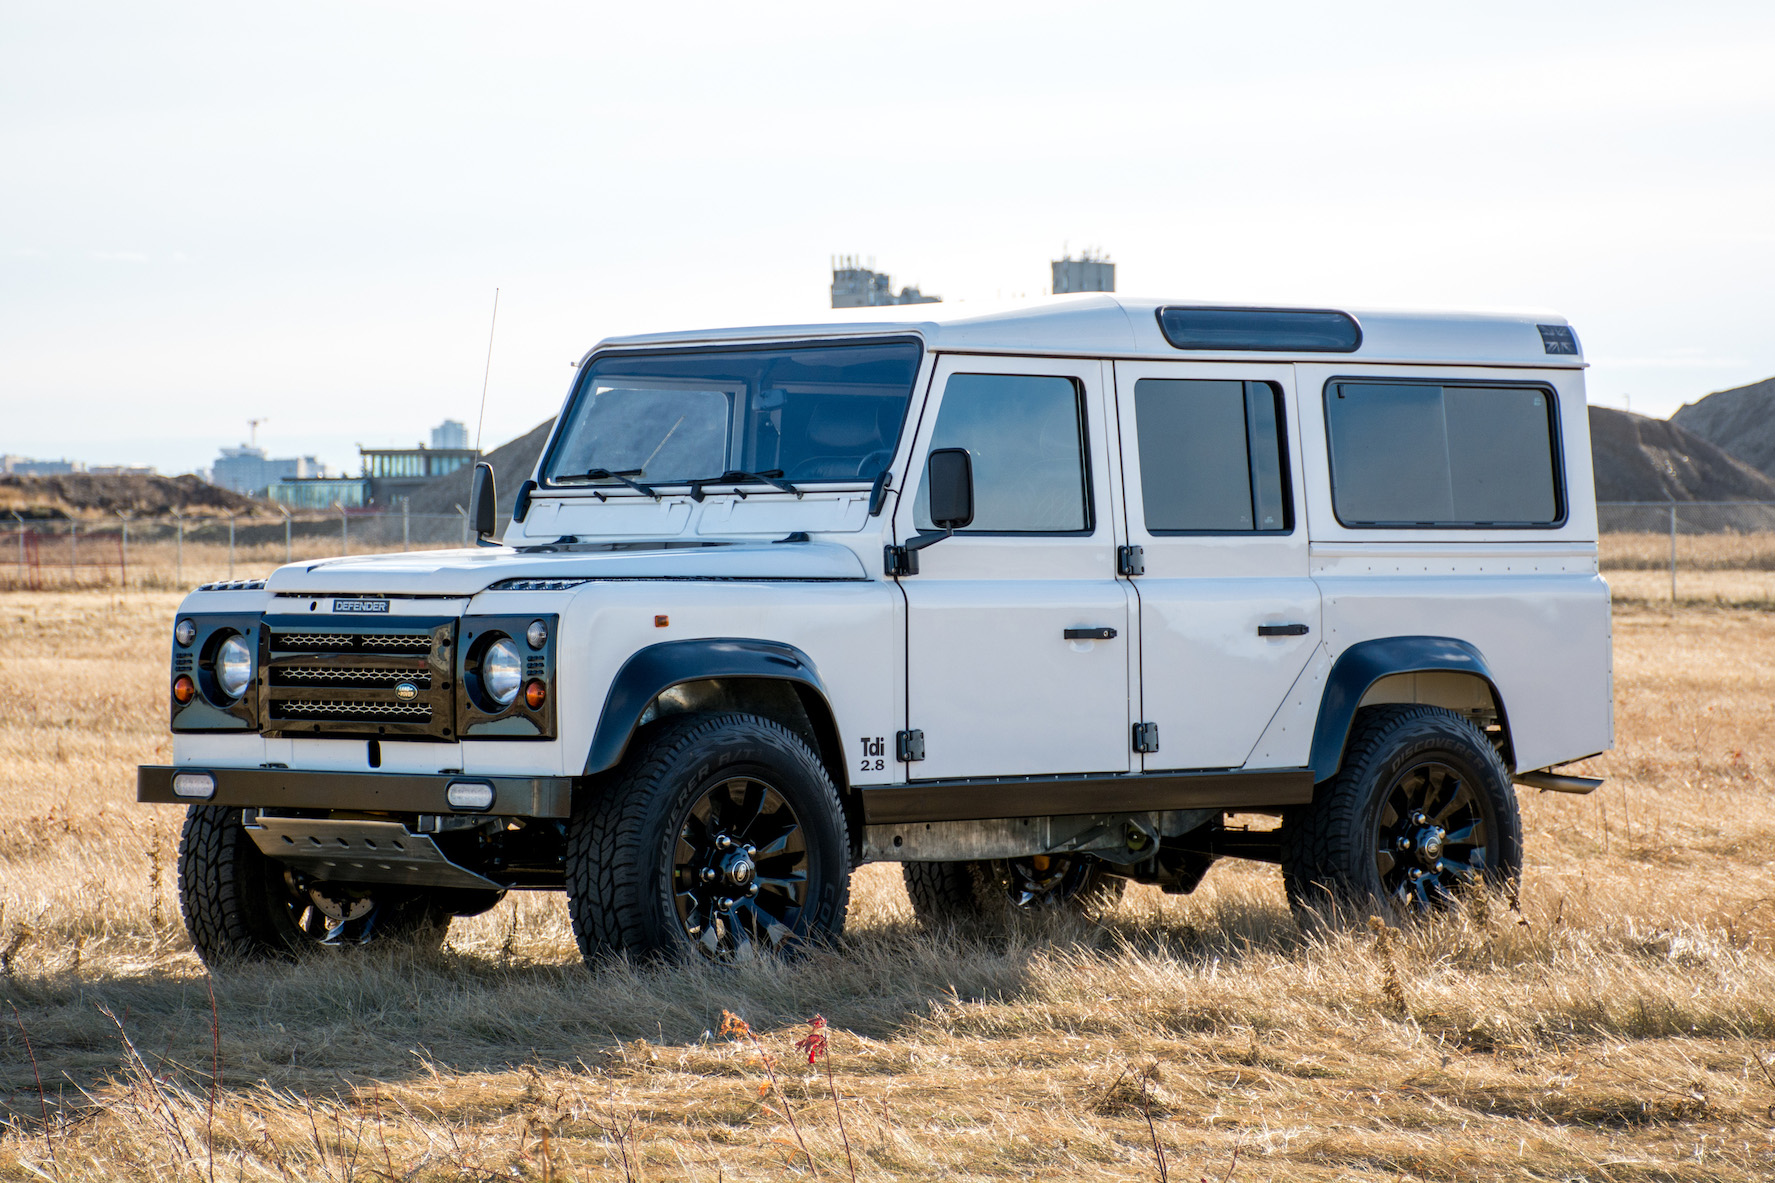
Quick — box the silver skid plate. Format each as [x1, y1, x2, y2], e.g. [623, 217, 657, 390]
[246, 817, 503, 891]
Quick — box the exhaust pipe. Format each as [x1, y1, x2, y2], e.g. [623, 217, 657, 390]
[1514, 770, 1603, 795]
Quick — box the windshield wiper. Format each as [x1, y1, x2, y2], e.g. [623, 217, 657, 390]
[570, 467, 660, 500]
[686, 469, 802, 501]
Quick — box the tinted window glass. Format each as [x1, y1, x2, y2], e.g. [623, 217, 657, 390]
[544, 340, 922, 488]
[1158, 307, 1361, 352]
[1326, 382, 1560, 526]
[1134, 379, 1289, 532]
[915, 374, 1089, 532]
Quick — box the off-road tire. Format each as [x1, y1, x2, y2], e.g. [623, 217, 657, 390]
[1279, 704, 1522, 921]
[901, 856, 1126, 927]
[565, 712, 852, 963]
[178, 805, 450, 966]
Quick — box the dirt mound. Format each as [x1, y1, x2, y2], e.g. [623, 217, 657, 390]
[1670, 376, 1775, 480]
[0, 472, 273, 519]
[1588, 406, 1775, 502]
[403, 418, 556, 517]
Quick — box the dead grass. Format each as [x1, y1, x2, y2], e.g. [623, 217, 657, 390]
[3, 590, 1775, 1179]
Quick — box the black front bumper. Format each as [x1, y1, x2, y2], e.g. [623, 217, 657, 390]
[136, 765, 575, 818]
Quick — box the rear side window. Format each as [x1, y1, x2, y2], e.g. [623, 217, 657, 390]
[914, 373, 1091, 533]
[1325, 381, 1562, 527]
[1133, 379, 1290, 532]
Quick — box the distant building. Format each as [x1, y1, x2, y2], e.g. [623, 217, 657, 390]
[1, 455, 81, 476]
[431, 419, 470, 450]
[1052, 251, 1115, 294]
[269, 477, 368, 510]
[268, 440, 482, 511]
[211, 445, 324, 497]
[830, 256, 941, 308]
[87, 464, 157, 477]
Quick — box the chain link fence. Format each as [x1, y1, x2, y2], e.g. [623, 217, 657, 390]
[6, 500, 1775, 599]
[0, 507, 476, 591]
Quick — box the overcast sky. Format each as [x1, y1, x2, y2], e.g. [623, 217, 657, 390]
[4, 0, 1773, 477]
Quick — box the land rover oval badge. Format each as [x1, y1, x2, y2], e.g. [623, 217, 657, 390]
[394, 681, 419, 701]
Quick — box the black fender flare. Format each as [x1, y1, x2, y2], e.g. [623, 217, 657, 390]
[1308, 636, 1509, 782]
[584, 638, 835, 776]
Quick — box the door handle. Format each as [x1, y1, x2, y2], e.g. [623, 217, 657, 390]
[1258, 623, 1310, 637]
[1064, 627, 1118, 640]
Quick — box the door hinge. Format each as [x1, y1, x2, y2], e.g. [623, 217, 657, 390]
[1117, 544, 1145, 577]
[883, 544, 918, 577]
[896, 729, 925, 762]
[1133, 721, 1160, 753]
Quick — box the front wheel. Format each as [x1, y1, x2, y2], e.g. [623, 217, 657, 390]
[1280, 704, 1522, 920]
[177, 806, 451, 966]
[565, 712, 852, 963]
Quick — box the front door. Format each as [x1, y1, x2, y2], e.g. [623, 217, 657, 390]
[1112, 360, 1321, 771]
[896, 355, 1132, 781]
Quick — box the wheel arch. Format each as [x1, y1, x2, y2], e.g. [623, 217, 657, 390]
[1309, 636, 1512, 783]
[584, 638, 857, 837]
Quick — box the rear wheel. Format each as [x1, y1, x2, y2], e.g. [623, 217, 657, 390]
[902, 854, 1125, 927]
[1280, 705, 1522, 920]
[565, 712, 852, 963]
[178, 806, 451, 966]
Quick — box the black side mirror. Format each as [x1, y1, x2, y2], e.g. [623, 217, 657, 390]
[469, 462, 499, 545]
[926, 448, 974, 531]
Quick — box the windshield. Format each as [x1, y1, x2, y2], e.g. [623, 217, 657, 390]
[544, 339, 923, 488]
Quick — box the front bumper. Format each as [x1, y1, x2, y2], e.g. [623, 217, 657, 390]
[136, 765, 574, 818]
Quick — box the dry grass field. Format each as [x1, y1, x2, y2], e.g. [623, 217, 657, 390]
[3, 585, 1775, 1180]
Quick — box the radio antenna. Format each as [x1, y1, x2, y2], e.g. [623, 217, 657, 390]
[474, 287, 500, 453]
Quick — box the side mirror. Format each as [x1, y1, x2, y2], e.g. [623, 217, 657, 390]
[926, 448, 974, 531]
[469, 462, 499, 545]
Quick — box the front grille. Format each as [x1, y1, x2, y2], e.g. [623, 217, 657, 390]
[274, 667, 434, 688]
[261, 615, 455, 740]
[270, 700, 433, 721]
[270, 631, 432, 652]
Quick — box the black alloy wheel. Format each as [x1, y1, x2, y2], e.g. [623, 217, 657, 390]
[178, 805, 449, 966]
[1280, 704, 1522, 921]
[566, 712, 852, 965]
[1373, 760, 1490, 909]
[670, 776, 810, 959]
[902, 852, 1125, 926]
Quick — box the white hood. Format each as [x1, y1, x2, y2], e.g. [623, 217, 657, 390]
[262, 541, 869, 596]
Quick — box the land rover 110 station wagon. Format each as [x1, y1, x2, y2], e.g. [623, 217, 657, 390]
[140, 296, 1612, 965]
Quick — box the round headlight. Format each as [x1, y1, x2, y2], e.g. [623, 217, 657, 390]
[216, 634, 253, 700]
[481, 637, 523, 708]
[175, 619, 197, 647]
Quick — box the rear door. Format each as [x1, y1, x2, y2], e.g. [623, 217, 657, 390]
[896, 354, 1132, 780]
[1112, 360, 1320, 770]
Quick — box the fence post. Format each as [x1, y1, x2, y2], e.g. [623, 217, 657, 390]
[279, 506, 292, 564]
[227, 514, 236, 578]
[69, 520, 77, 573]
[1669, 500, 1677, 602]
[338, 504, 348, 557]
[118, 512, 130, 591]
[455, 506, 467, 546]
[173, 511, 184, 586]
[402, 497, 410, 552]
[10, 510, 22, 575]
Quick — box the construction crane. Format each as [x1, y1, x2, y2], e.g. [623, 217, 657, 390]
[247, 418, 268, 448]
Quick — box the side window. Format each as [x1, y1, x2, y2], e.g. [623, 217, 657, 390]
[914, 373, 1091, 533]
[1133, 379, 1290, 533]
[1325, 381, 1562, 527]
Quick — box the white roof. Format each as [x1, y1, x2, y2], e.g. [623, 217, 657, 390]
[593, 294, 1584, 369]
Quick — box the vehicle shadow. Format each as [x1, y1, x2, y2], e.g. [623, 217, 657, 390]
[0, 895, 1307, 1113]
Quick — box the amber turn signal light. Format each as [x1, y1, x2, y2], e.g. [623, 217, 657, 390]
[172, 674, 195, 704]
[523, 680, 547, 710]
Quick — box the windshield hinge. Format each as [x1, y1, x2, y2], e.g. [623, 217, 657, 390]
[896, 729, 925, 763]
[884, 544, 917, 577]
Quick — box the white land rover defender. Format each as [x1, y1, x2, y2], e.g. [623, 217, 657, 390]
[141, 297, 1612, 965]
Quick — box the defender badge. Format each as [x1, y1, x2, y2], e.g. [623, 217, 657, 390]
[394, 682, 419, 701]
